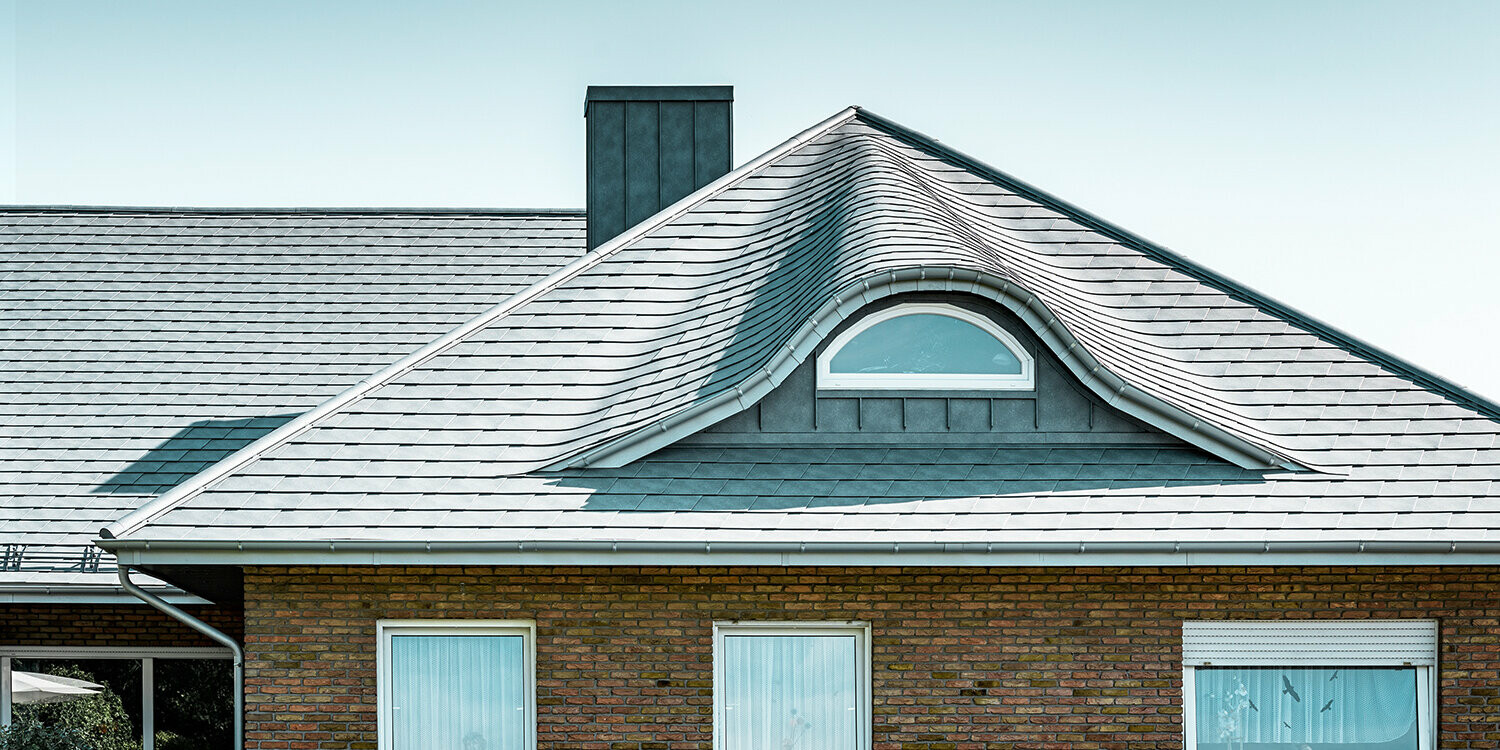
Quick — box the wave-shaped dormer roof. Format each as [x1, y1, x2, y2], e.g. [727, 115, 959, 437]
[102, 109, 1500, 556]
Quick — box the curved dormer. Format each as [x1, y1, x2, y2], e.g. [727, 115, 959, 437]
[676, 292, 1186, 449]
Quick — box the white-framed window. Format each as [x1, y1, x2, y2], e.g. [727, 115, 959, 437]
[1182, 620, 1437, 750]
[815, 303, 1034, 390]
[377, 620, 536, 750]
[713, 621, 871, 750]
[0, 646, 234, 750]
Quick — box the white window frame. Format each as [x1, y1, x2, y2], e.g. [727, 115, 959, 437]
[712, 621, 872, 750]
[816, 303, 1035, 390]
[1181, 620, 1437, 750]
[376, 619, 537, 750]
[0, 645, 233, 750]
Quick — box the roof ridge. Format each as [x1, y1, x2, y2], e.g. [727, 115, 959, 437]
[0, 205, 585, 215]
[850, 108, 1500, 422]
[101, 106, 863, 541]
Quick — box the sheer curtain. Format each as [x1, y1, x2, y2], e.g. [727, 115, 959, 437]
[721, 635, 859, 750]
[390, 635, 526, 750]
[1195, 666, 1417, 749]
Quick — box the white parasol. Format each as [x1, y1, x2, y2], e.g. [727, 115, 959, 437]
[9, 671, 103, 705]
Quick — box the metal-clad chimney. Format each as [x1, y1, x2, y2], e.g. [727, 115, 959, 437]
[585, 85, 733, 250]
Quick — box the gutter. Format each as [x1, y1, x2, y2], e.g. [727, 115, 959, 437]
[0, 585, 209, 605]
[117, 564, 243, 749]
[98, 538, 1500, 567]
[0, 205, 586, 215]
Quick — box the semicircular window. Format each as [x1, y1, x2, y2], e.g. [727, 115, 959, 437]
[817, 304, 1035, 390]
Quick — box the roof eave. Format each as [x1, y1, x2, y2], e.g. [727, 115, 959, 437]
[97, 537, 1500, 568]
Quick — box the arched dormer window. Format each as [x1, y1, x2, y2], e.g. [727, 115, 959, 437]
[816, 304, 1035, 390]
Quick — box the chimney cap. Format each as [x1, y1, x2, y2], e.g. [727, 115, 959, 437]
[585, 85, 733, 114]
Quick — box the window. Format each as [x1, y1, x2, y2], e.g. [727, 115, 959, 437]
[0, 647, 234, 750]
[713, 622, 871, 750]
[1182, 620, 1437, 750]
[377, 621, 535, 750]
[816, 303, 1034, 390]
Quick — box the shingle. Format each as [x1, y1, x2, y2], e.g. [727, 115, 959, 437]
[0, 208, 585, 579]
[14, 109, 1500, 560]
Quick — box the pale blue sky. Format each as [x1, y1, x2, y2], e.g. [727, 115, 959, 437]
[3, 1, 1499, 398]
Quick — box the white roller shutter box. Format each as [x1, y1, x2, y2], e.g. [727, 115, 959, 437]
[1181, 619, 1437, 666]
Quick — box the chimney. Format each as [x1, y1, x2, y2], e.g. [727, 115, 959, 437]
[585, 85, 733, 250]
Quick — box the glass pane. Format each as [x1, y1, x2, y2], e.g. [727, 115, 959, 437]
[155, 659, 233, 749]
[829, 313, 1022, 375]
[390, 635, 526, 750]
[1194, 666, 1418, 749]
[10, 659, 142, 749]
[721, 634, 859, 750]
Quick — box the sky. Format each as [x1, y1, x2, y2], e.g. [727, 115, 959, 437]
[2, 1, 1499, 398]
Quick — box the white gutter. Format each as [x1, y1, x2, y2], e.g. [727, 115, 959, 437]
[0, 586, 210, 605]
[117, 564, 243, 749]
[98, 538, 1500, 567]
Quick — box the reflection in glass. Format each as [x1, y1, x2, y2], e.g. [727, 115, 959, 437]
[1195, 666, 1418, 750]
[390, 635, 526, 750]
[828, 313, 1022, 375]
[721, 635, 858, 750]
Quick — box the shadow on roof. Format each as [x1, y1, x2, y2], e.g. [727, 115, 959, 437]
[93, 414, 301, 495]
[544, 444, 1272, 514]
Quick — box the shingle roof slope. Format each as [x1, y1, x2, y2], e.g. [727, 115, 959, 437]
[0, 208, 584, 580]
[116, 444, 1496, 547]
[106, 110, 1500, 549]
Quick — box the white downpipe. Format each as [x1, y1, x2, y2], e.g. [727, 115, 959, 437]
[117, 565, 242, 749]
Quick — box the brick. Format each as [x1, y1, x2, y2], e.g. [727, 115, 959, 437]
[232, 565, 1500, 749]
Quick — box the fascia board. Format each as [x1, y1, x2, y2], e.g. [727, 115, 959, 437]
[98, 539, 1500, 568]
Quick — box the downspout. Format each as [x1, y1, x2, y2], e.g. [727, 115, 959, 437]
[117, 564, 243, 749]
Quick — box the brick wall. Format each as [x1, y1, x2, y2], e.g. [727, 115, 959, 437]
[243, 566, 1500, 750]
[1, 602, 242, 648]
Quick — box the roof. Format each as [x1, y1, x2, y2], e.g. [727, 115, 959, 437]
[97, 108, 1500, 565]
[0, 207, 584, 586]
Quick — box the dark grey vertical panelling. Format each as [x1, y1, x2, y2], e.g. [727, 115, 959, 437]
[658, 102, 696, 206]
[1091, 403, 1148, 433]
[758, 357, 817, 432]
[674, 295, 1186, 449]
[948, 398, 991, 432]
[992, 399, 1034, 431]
[903, 399, 947, 431]
[694, 102, 732, 189]
[860, 398, 904, 432]
[586, 101, 626, 250]
[585, 86, 734, 250]
[623, 102, 660, 229]
[705, 404, 760, 433]
[816, 398, 860, 432]
[1034, 360, 1092, 431]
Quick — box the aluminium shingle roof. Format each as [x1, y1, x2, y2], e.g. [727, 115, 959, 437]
[122, 444, 1492, 545]
[0, 208, 585, 582]
[101, 109, 1500, 553]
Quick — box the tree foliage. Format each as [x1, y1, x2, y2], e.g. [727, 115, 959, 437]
[0, 720, 96, 750]
[154, 659, 233, 748]
[12, 665, 139, 750]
